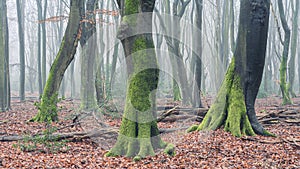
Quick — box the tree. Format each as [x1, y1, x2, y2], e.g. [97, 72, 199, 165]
[16, 0, 25, 101]
[278, 0, 292, 105]
[288, 0, 299, 98]
[42, 0, 48, 89]
[31, 0, 83, 122]
[105, 0, 174, 160]
[0, 1, 8, 112]
[188, 0, 273, 137]
[36, 0, 43, 96]
[2, 0, 10, 110]
[191, 0, 203, 108]
[80, 0, 98, 110]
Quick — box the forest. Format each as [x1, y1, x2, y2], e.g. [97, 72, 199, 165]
[0, 0, 299, 168]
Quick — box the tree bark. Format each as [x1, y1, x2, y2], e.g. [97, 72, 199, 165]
[105, 0, 174, 160]
[32, 0, 83, 122]
[188, 0, 273, 137]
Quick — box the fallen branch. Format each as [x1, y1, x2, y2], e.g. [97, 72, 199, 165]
[157, 106, 179, 122]
[161, 115, 196, 123]
[0, 126, 185, 142]
[0, 128, 118, 142]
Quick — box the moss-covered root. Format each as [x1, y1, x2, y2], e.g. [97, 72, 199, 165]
[164, 143, 175, 156]
[224, 76, 255, 137]
[186, 124, 199, 133]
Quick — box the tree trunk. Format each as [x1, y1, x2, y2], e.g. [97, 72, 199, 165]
[191, 0, 203, 108]
[16, 0, 25, 101]
[3, 0, 9, 110]
[31, 0, 83, 122]
[229, 0, 235, 53]
[105, 0, 174, 160]
[95, 1, 105, 106]
[278, 0, 292, 105]
[298, 34, 300, 94]
[80, 0, 98, 111]
[42, 0, 48, 88]
[36, 0, 43, 97]
[0, 0, 5, 111]
[288, 0, 299, 98]
[188, 0, 273, 137]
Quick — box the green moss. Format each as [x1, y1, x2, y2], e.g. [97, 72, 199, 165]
[197, 59, 235, 131]
[164, 143, 175, 156]
[186, 124, 199, 133]
[262, 129, 276, 137]
[124, 0, 139, 15]
[224, 75, 255, 137]
[32, 93, 60, 122]
[106, 4, 172, 160]
[189, 58, 270, 137]
[279, 56, 292, 105]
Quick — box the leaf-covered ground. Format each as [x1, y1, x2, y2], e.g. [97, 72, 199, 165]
[0, 97, 299, 168]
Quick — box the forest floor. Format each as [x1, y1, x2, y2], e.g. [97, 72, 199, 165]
[0, 96, 299, 168]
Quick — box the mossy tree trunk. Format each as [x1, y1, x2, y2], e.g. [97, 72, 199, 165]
[278, 0, 292, 105]
[32, 0, 83, 122]
[188, 0, 274, 137]
[106, 0, 174, 160]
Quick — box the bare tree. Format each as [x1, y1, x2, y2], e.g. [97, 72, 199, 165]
[16, 0, 25, 101]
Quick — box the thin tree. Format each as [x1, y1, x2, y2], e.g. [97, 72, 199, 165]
[80, 0, 98, 110]
[288, 0, 299, 98]
[36, 0, 43, 96]
[188, 0, 274, 137]
[278, 0, 292, 105]
[191, 0, 203, 108]
[42, 0, 48, 88]
[0, 0, 5, 111]
[16, 0, 25, 101]
[3, 0, 10, 110]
